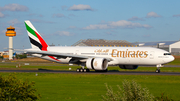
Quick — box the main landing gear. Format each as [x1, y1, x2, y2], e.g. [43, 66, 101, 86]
[76, 65, 90, 72]
[76, 68, 90, 72]
[155, 64, 163, 73]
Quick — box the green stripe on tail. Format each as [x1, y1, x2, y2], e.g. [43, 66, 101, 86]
[25, 22, 38, 38]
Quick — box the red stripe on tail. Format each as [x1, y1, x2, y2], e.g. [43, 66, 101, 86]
[34, 31, 60, 62]
[35, 31, 48, 51]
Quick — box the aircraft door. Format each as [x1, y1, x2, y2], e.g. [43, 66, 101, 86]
[149, 51, 154, 59]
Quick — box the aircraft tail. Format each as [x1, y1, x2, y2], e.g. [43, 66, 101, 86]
[24, 20, 48, 51]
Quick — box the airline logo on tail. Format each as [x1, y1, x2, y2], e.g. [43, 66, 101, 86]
[24, 20, 60, 62]
[24, 20, 48, 51]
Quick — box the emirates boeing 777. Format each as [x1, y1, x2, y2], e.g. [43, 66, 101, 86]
[22, 20, 174, 73]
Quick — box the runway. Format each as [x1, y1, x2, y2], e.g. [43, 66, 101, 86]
[0, 69, 179, 75]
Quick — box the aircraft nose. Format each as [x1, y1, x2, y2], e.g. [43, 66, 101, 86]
[170, 55, 175, 62]
[167, 55, 174, 63]
[163, 55, 174, 63]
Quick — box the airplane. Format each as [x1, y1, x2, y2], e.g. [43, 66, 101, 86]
[22, 20, 174, 73]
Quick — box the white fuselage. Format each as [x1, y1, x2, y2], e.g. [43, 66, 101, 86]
[31, 46, 174, 66]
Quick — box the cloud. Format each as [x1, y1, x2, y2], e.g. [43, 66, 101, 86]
[105, 30, 117, 35]
[68, 4, 93, 11]
[0, 4, 28, 18]
[128, 16, 144, 21]
[146, 12, 162, 18]
[0, 12, 4, 17]
[173, 14, 180, 17]
[61, 5, 67, 10]
[30, 19, 54, 23]
[84, 24, 108, 29]
[28, 13, 43, 17]
[56, 31, 73, 36]
[83, 20, 152, 30]
[53, 13, 65, 18]
[1, 3, 28, 12]
[68, 26, 77, 29]
[8, 19, 22, 25]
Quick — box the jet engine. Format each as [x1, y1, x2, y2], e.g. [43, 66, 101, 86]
[86, 58, 108, 70]
[119, 65, 138, 69]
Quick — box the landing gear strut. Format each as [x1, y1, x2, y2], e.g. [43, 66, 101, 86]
[155, 64, 163, 73]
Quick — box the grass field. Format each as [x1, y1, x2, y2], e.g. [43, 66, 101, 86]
[1, 56, 180, 72]
[1, 62, 180, 72]
[0, 73, 180, 101]
[167, 56, 180, 65]
[0, 57, 180, 100]
[0, 62, 180, 73]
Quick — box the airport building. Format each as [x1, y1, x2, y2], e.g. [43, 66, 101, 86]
[134, 41, 180, 55]
[72, 39, 135, 47]
[169, 41, 180, 55]
[72, 39, 180, 55]
[0, 51, 9, 59]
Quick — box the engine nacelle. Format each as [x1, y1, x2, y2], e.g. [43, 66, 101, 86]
[86, 58, 108, 70]
[119, 65, 138, 69]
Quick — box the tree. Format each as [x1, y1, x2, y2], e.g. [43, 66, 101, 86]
[15, 54, 27, 59]
[0, 74, 40, 101]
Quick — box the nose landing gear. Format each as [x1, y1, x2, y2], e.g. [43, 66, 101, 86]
[156, 64, 163, 73]
[155, 69, 160, 73]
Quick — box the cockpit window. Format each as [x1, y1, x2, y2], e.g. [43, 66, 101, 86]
[164, 53, 171, 55]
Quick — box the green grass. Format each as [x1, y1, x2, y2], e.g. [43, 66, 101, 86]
[0, 58, 180, 100]
[0, 73, 180, 101]
[1, 62, 180, 72]
[167, 58, 180, 65]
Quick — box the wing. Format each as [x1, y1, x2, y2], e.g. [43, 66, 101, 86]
[14, 49, 113, 61]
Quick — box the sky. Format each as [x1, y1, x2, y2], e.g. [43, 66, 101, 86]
[0, 0, 180, 51]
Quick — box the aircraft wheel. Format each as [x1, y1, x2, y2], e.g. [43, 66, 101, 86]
[76, 68, 80, 72]
[155, 69, 160, 73]
[80, 69, 84, 72]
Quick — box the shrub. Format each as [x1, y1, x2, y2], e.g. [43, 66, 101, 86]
[102, 80, 154, 101]
[0, 74, 40, 101]
[16, 54, 27, 59]
[155, 93, 174, 101]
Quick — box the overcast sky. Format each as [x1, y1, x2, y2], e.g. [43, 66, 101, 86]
[0, 0, 180, 50]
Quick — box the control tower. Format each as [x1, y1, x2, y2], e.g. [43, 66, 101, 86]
[5, 26, 16, 60]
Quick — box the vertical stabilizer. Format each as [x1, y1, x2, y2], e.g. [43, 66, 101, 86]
[24, 20, 48, 51]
